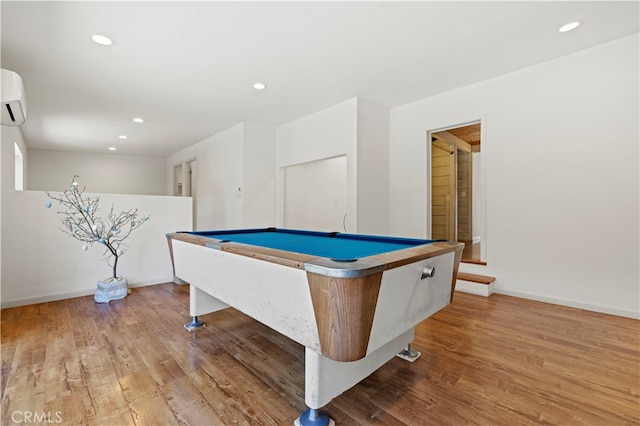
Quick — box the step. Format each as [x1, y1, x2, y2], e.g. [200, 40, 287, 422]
[455, 272, 496, 297]
[457, 272, 496, 285]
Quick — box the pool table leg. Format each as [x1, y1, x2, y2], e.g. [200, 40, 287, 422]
[184, 285, 229, 331]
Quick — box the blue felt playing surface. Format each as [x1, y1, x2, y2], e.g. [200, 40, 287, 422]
[189, 228, 433, 261]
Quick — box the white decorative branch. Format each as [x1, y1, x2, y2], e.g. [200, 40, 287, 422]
[46, 175, 149, 279]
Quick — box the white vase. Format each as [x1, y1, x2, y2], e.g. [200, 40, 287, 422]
[94, 277, 129, 303]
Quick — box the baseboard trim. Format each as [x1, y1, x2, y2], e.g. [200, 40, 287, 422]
[0, 278, 172, 309]
[494, 288, 640, 320]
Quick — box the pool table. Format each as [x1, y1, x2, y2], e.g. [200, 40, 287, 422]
[166, 228, 463, 425]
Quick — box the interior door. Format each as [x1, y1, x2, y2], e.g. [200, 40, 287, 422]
[456, 150, 472, 242]
[431, 141, 456, 241]
[174, 164, 183, 196]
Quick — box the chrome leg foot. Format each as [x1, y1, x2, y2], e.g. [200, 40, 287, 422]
[294, 408, 334, 426]
[184, 316, 205, 331]
[396, 343, 421, 362]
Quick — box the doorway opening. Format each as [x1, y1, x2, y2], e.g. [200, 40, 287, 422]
[429, 122, 484, 264]
[282, 156, 347, 232]
[174, 164, 183, 196]
[174, 160, 198, 230]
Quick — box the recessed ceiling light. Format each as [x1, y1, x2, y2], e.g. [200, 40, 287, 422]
[133, 117, 144, 123]
[108, 147, 117, 151]
[253, 82, 266, 90]
[559, 21, 582, 33]
[91, 34, 113, 46]
[119, 135, 128, 140]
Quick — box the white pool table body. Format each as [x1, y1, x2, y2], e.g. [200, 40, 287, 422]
[170, 238, 456, 413]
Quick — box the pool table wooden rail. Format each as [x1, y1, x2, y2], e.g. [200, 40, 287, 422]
[167, 231, 463, 276]
[167, 231, 316, 270]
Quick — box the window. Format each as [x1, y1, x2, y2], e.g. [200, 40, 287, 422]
[14, 143, 23, 190]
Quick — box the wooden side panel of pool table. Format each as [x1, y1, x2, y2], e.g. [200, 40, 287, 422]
[306, 271, 383, 362]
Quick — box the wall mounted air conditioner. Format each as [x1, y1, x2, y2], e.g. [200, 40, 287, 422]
[1, 68, 27, 126]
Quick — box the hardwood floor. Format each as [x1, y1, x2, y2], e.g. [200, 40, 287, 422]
[2, 284, 638, 425]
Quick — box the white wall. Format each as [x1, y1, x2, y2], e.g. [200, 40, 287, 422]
[167, 124, 243, 230]
[277, 98, 358, 231]
[276, 97, 390, 235]
[356, 98, 389, 235]
[166, 122, 276, 230]
[10, 34, 629, 319]
[170, 99, 387, 235]
[1, 190, 192, 307]
[389, 34, 639, 318]
[2, 125, 28, 190]
[0, 125, 29, 305]
[242, 122, 277, 227]
[28, 150, 167, 195]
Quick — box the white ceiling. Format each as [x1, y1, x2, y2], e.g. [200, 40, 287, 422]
[2, 1, 638, 157]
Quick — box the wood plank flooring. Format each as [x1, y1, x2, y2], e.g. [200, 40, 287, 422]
[2, 283, 638, 425]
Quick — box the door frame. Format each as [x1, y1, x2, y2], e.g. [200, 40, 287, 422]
[426, 116, 487, 263]
[430, 140, 457, 241]
[173, 157, 198, 230]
